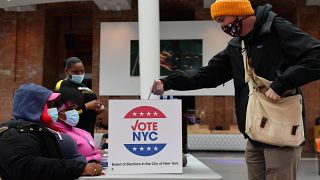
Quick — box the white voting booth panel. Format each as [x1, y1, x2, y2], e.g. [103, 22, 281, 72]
[108, 100, 182, 174]
[78, 154, 222, 180]
[188, 134, 246, 151]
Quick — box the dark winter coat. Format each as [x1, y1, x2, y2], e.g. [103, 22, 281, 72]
[0, 83, 86, 180]
[161, 4, 320, 147]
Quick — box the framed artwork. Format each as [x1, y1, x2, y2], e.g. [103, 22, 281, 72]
[100, 21, 234, 96]
[130, 39, 202, 76]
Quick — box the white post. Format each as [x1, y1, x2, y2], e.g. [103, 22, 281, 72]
[138, 0, 160, 99]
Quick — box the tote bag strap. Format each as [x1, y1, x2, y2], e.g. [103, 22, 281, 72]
[241, 41, 256, 95]
[241, 41, 250, 83]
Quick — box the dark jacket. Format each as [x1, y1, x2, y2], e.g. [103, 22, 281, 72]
[55, 80, 98, 137]
[161, 4, 320, 147]
[0, 83, 86, 180]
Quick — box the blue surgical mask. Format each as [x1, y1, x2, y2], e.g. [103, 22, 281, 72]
[70, 74, 85, 84]
[64, 109, 79, 126]
[48, 108, 58, 124]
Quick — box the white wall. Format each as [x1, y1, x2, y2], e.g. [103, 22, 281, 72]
[99, 21, 234, 96]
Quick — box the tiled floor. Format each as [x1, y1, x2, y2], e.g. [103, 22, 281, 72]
[192, 151, 320, 180]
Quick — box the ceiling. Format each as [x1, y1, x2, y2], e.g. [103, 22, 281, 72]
[0, 0, 132, 11]
[307, 0, 320, 5]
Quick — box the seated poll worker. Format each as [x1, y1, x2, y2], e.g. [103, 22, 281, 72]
[40, 91, 87, 163]
[0, 83, 102, 180]
[50, 87, 102, 163]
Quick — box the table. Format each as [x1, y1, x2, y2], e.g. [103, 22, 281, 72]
[78, 154, 222, 180]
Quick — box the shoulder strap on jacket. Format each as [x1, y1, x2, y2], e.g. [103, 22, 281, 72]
[0, 126, 9, 136]
[0, 120, 11, 135]
[55, 80, 63, 91]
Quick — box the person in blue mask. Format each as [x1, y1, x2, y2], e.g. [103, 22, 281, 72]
[55, 57, 105, 137]
[40, 91, 87, 164]
[49, 87, 102, 163]
[0, 83, 102, 180]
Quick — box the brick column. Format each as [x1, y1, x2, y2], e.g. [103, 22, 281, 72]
[0, 9, 45, 122]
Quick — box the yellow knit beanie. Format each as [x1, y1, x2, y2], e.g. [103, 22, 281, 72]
[210, 0, 254, 20]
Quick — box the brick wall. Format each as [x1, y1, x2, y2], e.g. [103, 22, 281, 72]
[43, 15, 60, 90]
[92, 1, 139, 126]
[296, 1, 320, 152]
[0, 9, 45, 121]
[0, 13, 17, 121]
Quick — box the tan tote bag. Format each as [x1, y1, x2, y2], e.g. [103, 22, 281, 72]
[241, 41, 304, 147]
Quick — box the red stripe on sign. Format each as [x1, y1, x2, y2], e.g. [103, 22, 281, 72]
[124, 106, 166, 119]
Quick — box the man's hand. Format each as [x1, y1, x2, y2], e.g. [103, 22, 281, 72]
[265, 88, 281, 101]
[81, 162, 102, 176]
[151, 80, 164, 95]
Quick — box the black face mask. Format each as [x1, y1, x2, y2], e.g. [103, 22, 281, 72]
[221, 17, 243, 37]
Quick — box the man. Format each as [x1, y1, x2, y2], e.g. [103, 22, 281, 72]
[151, 0, 320, 179]
[0, 83, 102, 180]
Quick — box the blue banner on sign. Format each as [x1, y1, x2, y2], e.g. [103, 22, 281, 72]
[124, 143, 166, 156]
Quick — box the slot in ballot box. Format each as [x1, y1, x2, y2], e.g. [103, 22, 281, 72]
[108, 100, 182, 174]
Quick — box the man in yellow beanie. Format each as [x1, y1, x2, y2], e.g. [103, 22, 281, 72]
[152, 1, 320, 180]
[211, 0, 255, 37]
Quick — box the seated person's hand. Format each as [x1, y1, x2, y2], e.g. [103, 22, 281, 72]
[85, 100, 102, 111]
[96, 104, 105, 114]
[81, 162, 102, 176]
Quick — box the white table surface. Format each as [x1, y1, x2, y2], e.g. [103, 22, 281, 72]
[78, 154, 222, 180]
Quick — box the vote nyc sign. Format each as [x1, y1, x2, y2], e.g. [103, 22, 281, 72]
[108, 100, 182, 174]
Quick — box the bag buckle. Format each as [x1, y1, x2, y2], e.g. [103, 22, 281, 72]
[260, 117, 268, 128]
[291, 125, 299, 135]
